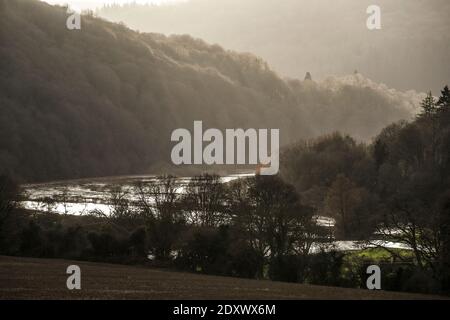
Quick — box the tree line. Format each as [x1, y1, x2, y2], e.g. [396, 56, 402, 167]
[1, 86, 449, 294]
[1, 0, 418, 182]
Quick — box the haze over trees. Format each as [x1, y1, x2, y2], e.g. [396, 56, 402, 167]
[1, 0, 422, 182]
[0, 85, 449, 294]
[1, 0, 449, 298]
[280, 87, 450, 292]
[97, 0, 450, 94]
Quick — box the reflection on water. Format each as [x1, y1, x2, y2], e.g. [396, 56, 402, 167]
[310, 240, 411, 253]
[20, 173, 254, 216]
[20, 173, 410, 252]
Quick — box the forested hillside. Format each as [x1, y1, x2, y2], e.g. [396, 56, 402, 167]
[0, 0, 419, 182]
[1, 88, 448, 294]
[98, 0, 450, 93]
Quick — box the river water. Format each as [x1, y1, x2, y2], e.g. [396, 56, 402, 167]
[19, 173, 409, 251]
[20, 173, 254, 216]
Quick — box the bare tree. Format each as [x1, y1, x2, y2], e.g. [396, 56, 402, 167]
[109, 185, 132, 219]
[371, 199, 440, 273]
[135, 175, 183, 260]
[183, 174, 226, 227]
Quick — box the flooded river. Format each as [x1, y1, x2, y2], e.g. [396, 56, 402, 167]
[20, 173, 254, 216]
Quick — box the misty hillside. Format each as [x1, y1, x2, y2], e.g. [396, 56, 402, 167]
[98, 0, 450, 93]
[0, 0, 419, 182]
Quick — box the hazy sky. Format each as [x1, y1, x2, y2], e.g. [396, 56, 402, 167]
[41, 0, 185, 11]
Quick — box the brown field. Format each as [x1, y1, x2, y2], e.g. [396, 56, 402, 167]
[0, 255, 445, 300]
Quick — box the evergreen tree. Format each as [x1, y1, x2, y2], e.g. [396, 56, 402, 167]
[419, 91, 437, 117]
[437, 85, 450, 111]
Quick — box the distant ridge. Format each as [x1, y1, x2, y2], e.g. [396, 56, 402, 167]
[0, 0, 421, 182]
